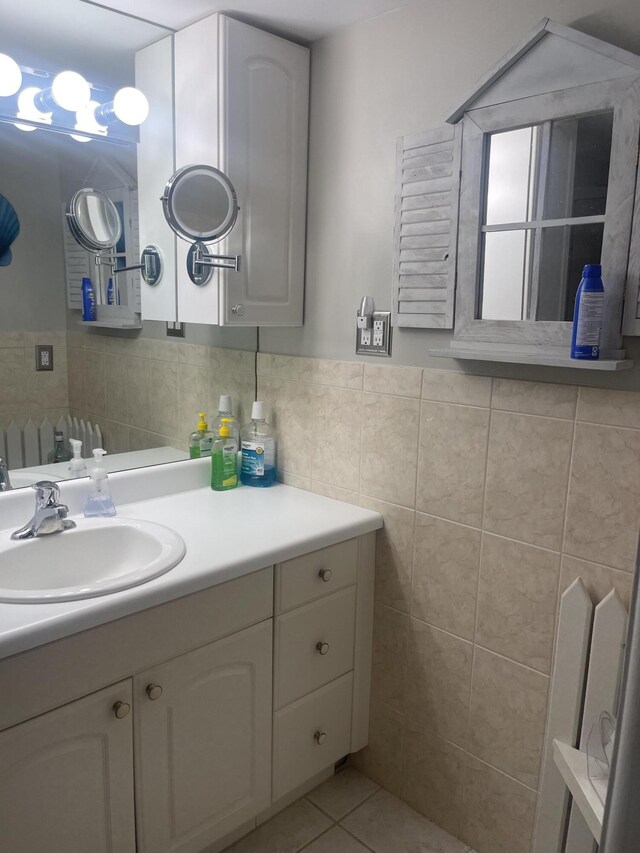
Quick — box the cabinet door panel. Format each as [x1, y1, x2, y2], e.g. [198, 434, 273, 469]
[0, 680, 135, 853]
[135, 619, 272, 853]
[220, 16, 309, 326]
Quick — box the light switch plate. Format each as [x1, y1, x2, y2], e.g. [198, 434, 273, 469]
[356, 311, 392, 357]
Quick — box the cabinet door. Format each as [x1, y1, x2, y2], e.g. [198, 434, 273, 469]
[0, 680, 136, 853]
[134, 619, 272, 853]
[219, 16, 309, 326]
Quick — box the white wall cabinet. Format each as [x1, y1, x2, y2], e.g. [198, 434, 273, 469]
[0, 534, 374, 853]
[137, 14, 309, 327]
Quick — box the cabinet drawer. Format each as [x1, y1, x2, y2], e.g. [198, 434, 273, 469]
[274, 587, 356, 709]
[273, 673, 353, 801]
[276, 538, 358, 613]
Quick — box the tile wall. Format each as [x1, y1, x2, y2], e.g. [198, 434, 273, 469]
[258, 353, 640, 853]
[66, 333, 256, 454]
[0, 331, 70, 430]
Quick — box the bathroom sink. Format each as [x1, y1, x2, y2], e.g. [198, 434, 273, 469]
[0, 517, 186, 603]
[6, 471, 57, 489]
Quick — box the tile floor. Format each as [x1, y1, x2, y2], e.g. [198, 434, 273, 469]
[224, 767, 477, 853]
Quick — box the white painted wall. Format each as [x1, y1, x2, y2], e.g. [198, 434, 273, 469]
[259, 0, 640, 388]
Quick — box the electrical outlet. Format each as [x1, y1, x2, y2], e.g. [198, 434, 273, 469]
[35, 345, 53, 371]
[356, 310, 392, 357]
[166, 321, 185, 338]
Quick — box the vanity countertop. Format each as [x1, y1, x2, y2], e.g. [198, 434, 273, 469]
[0, 459, 382, 660]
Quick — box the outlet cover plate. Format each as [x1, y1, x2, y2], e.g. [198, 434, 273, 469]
[356, 311, 392, 357]
[35, 345, 54, 371]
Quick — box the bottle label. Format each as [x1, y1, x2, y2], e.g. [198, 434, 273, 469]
[241, 440, 274, 477]
[222, 442, 238, 487]
[575, 292, 604, 348]
[199, 436, 213, 457]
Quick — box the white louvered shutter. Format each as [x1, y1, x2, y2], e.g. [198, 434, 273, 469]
[62, 208, 91, 310]
[392, 123, 462, 328]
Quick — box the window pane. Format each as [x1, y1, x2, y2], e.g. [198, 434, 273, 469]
[480, 229, 535, 320]
[485, 127, 539, 225]
[544, 111, 613, 219]
[536, 222, 605, 321]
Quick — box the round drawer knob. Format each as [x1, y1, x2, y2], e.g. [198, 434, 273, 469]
[316, 641, 330, 656]
[318, 568, 332, 583]
[231, 304, 245, 316]
[113, 701, 130, 719]
[146, 683, 163, 701]
[314, 730, 327, 746]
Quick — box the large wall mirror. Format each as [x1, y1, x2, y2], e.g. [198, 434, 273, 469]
[0, 0, 257, 494]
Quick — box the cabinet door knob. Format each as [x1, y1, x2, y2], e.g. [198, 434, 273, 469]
[113, 701, 131, 719]
[314, 730, 327, 745]
[146, 683, 163, 701]
[316, 641, 330, 656]
[231, 304, 245, 316]
[318, 568, 332, 582]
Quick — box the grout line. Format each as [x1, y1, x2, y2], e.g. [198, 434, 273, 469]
[339, 823, 379, 853]
[295, 826, 336, 853]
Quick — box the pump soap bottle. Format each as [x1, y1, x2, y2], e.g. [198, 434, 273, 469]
[189, 413, 214, 458]
[84, 449, 117, 517]
[240, 401, 277, 487]
[211, 418, 239, 491]
[68, 438, 87, 478]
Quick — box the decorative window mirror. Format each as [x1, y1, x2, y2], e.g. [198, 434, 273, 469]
[393, 19, 640, 369]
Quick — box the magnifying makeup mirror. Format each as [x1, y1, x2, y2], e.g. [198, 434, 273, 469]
[66, 187, 162, 285]
[161, 165, 241, 286]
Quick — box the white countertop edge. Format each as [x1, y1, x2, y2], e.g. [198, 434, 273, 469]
[0, 461, 383, 660]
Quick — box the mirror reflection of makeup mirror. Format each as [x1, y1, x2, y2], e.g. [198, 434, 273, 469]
[479, 110, 614, 322]
[66, 186, 162, 285]
[161, 164, 241, 286]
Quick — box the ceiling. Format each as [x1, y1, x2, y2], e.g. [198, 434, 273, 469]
[81, 0, 416, 43]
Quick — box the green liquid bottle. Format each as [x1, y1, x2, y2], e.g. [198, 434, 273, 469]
[211, 418, 238, 491]
[189, 412, 214, 459]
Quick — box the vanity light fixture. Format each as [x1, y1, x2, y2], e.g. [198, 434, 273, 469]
[0, 60, 149, 146]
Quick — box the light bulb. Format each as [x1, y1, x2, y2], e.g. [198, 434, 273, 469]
[112, 87, 148, 126]
[14, 122, 37, 133]
[70, 134, 91, 143]
[0, 53, 22, 97]
[16, 86, 51, 127]
[75, 99, 107, 136]
[51, 70, 91, 111]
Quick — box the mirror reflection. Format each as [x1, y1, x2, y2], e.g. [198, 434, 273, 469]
[66, 188, 122, 252]
[479, 110, 614, 321]
[162, 165, 239, 243]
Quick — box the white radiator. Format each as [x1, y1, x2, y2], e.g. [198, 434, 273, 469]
[0, 415, 103, 470]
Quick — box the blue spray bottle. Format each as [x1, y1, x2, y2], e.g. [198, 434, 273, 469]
[571, 264, 604, 360]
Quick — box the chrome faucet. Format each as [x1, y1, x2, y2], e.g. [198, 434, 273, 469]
[0, 457, 11, 491]
[11, 481, 77, 540]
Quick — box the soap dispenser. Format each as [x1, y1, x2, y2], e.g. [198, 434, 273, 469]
[84, 449, 116, 517]
[68, 438, 87, 478]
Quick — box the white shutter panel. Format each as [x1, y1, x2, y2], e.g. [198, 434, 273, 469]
[392, 123, 462, 329]
[622, 158, 640, 335]
[62, 208, 91, 310]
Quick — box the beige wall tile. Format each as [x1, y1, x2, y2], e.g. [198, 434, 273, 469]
[476, 534, 560, 673]
[102, 419, 129, 455]
[422, 370, 492, 408]
[412, 513, 480, 641]
[312, 480, 359, 504]
[405, 620, 473, 748]
[126, 357, 151, 431]
[360, 496, 415, 613]
[468, 647, 548, 788]
[83, 349, 106, 417]
[311, 386, 362, 490]
[402, 721, 465, 837]
[577, 387, 640, 429]
[460, 756, 536, 853]
[560, 555, 634, 610]
[351, 699, 404, 797]
[0, 349, 28, 413]
[256, 352, 271, 375]
[484, 411, 572, 550]
[278, 471, 311, 490]
[177, 363, 212, 448]
[67, 347, 85, 411]
[417, 401, 489, 527]
[491, 378, 577, 419]
[105, 354, 130, 424]
[0, 332, 25, 348]
[360, 393, 420, 507]
[270, 354, 363, 389]
[128, 427, 176, 452]
[565, 422, 640, 572]
[266, 378, 314, 478]
[364, 364, 422, 398]
[149, 360, 178, 438]
[177, 342, 210, 368]
[210, 346, 255, 375]
[371, 604, 409, 712]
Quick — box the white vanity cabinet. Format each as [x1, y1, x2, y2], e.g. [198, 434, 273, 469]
[137, 14, 309, 327]
[0, 680, 136, 853]
[0, 532, 375, 853]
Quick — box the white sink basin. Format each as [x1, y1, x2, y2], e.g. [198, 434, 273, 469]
[0, 517, 186, 603]
[6, 471, 59, 489]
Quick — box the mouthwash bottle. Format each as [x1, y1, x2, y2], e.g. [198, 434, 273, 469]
[212, 395, 239, 444]
[240, 401, 277, 487]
